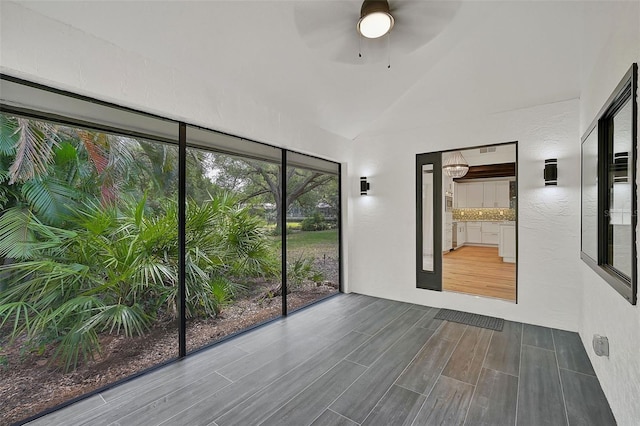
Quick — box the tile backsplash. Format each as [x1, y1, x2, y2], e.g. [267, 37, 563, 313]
[453, 208, 516, 221]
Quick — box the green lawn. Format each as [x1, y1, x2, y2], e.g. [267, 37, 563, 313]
[267, 229, 339, 259]
[286, 229, 338, 250]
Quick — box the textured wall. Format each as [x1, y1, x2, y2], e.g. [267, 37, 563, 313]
[348, 99, 581, 331]
[578, 2, 640, 425]
[0, 2, 352, 164]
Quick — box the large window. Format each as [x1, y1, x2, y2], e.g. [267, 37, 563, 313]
[0, 113, 180, 421]
[0, 76, 341, 424]
[581, 63, 637, 305]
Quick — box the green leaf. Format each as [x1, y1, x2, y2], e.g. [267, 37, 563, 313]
[52, 326, 100, 372]
[83, 303, 151, 337]
[0, 301, 37, 340]
[0, 114, 19, 156]
[134, 192, 147, 227]
[22, 177, 77, 225]
[8, 118, 60, 183]
[0, 207, 74, 259]
[54, 141, 78, 165]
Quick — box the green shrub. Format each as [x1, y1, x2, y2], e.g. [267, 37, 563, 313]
[301, 212, 328, 231]
[286, 255, 324, 289]
[0, 192, 278, 371]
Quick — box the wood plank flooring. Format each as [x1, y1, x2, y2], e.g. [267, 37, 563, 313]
[25, 294, 614, 426]
[443, 245, 516, 301]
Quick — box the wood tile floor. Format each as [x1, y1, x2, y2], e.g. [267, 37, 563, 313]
[26, 294, 615, 426]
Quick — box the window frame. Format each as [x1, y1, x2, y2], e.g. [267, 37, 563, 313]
[0, 74, 343, 422]
[580, 63, 638, 305]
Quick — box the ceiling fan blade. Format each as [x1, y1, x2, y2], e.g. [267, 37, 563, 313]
[294, 1, 359, 47]
[293, 0, 461, 64]
[389, 1, 462, 53]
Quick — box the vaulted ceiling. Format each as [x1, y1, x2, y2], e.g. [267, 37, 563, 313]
[16, 1, 588, 141]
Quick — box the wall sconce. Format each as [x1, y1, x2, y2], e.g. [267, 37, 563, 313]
[613, 152, 629, 183]
[544, 159, 557, 185]
[360, 177, 370, 195]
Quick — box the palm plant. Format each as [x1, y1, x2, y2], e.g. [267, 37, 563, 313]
[0, 193, 277, 371]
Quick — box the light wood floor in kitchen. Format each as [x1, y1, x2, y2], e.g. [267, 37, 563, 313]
[443, 245, 516, 301]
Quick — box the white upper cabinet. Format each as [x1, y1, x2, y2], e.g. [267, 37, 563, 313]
[454, 183, 467, 208]
[495, 181, 510, 208]
[454, 180, 512, 208]
[483, 182, 496, 207]
[465, 182, 484, 207]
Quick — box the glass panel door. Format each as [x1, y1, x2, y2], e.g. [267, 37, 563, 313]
[416, 152, 442, 290]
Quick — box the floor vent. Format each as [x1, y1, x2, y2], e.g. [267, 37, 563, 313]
[434, 309, 504, 331]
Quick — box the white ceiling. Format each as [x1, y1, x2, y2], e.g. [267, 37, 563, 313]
[17, 1, 584, 141]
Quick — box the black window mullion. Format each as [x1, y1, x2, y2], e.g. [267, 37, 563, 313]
[281, 150, 288, 316]
[178, 122, 187, 357]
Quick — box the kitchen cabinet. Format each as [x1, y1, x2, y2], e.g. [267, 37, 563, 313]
[496, 181, 510, 208]
[499, 223, 516, 263]
[466, 222, 482, 243]
[443, 214, 453, 252]
[465, 183, 484, 208]
[456, 181, 512, 208]
[454, 183, 467, 208]
[455, 222, 466, 248]
[483, 183, 496, 208]
[481, 221, 499, 245]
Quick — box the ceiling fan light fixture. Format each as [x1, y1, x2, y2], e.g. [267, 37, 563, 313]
[357, 0, 394, 39]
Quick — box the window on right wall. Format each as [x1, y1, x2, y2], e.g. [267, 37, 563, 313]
[581, 63, 638, 305]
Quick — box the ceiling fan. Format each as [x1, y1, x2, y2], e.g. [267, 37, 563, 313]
[293, 0, 461, 65]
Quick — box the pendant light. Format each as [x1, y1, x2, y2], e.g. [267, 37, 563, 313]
[443, 151, 469, 178]
[357, 0, 394, 39]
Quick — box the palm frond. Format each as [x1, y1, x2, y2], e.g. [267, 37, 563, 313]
[0, 207, 72, 259]
[0, 114, 19, 156]
[22, 177, 78, 225]
[0, 301, 38, 340]
[8, 118, 59, 184]
[52, 326, 100, 372]
[83, 303, 151, 337]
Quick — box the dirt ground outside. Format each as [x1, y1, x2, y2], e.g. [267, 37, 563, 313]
[0, 276, 338, 425]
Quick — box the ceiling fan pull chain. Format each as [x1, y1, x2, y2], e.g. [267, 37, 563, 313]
[358, 34, 362, 58]
[387, 32, 391, 69]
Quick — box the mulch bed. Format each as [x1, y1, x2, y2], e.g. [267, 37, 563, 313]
[0, 280, 337, 425]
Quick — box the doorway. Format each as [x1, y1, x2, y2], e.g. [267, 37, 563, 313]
[416, 142, 517, 302]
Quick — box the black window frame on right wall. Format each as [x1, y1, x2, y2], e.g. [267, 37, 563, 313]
[581, 63, 638, 305]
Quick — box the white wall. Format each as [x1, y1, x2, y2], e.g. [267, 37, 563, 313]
[578, 2, 640, 425]
[0, 2, 352, 164]
[348, 98, 582, 331]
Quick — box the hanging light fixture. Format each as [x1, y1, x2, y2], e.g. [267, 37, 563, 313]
[443, 151, 469, 178]
[357, 0, 394, 39]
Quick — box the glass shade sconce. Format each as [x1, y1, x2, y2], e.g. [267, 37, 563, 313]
[544, 158, 557, 185]
[360, 176, 370, 195]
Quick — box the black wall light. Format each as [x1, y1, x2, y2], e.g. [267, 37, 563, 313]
[544, 158, 557, 185]
[360, 176, 370, 195]
[613, 152, 629, 183]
